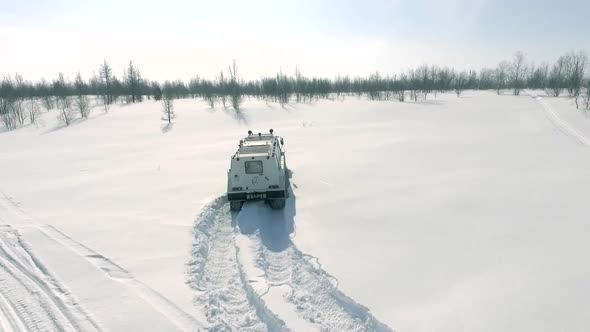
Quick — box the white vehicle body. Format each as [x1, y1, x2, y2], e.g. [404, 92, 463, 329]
[227, 130, 288, 210]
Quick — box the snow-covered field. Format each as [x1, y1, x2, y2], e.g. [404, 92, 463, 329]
[1, 90, 589, 331]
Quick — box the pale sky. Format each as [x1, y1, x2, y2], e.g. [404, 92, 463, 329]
[1, 0, 588, 81]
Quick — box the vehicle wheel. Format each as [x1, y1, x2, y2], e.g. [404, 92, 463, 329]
[230, 201, 243, 211]
[285, 177, 290, 198]
[270, 199, 285, 210]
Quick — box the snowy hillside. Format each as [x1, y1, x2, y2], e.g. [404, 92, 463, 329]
[1, 91, 590, 331]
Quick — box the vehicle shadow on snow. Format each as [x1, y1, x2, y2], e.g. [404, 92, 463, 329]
[232, 189, 296, 253]
[229, 191, 394, 332]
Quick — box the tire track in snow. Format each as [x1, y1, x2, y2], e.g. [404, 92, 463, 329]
[0, 226, 99, 332]
[190, 196, 392, 332]
[259, 245, 389, 332]
[187, 197, 288, 332]
[535, 96, 590, 148]
[0, 286, 29, 332]
[0, 192, 203, 332]
[34, 224, 204, 331]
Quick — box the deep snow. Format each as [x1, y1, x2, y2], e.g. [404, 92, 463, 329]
[1, 90, 590, 331]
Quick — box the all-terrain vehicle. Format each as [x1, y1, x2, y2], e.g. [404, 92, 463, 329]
[227, 129, 289, 211]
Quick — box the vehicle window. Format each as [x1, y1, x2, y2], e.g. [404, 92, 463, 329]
[245, 161, 263, 174]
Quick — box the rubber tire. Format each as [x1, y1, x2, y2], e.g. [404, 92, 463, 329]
[269, 199, 286, 210]
[284, 176, 290, 198]
[230, 201, 243, 211]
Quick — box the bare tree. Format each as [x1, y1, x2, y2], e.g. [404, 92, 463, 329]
[161, 95, 175, 124]
[74, 72, 85, 93]
[417, 65, 433, 99]
[110, 76, 124, 103]
[99, 59, 113, 111]
[12, 98, 26, 125]
[294, 67, 304, 103]
[368, 72, 382, 101]
[53, 73, 70, 108]
[228, 60, 242, 110]
[528, 63, 548, 90]
[57, 97, 74, 126]
[41, 96, 54, 110]
[41, 96, 54, 111]
[200, 80, 215, 108]
[34, 78, 54, 110]
[0, 98, 16, 130]
[54, 73, 74, 125]
[74, 73, 90, 118]
[13, 73, 26, 99]
[28, 99, 40, 124]
[454, 71, 469, 97]
[21, 75, 40, 125]
[74, 96, 89, 118]
[510, 51, 527, 96]
[152, 83, 163, 101]
[10, 74, 28, 126]
[397, 90, 405, 102]
[396, 73, 407, 102]
[125, 61, 142, 103]
[206, 94, 215, 108]
[408, 69, 419, 101]
[275, 70, 290, 104]
[548, 56, 566, 97]
[582, 80, 590, 117]
[218, 71, 227, 108]
[564, 51, 587, 108]
[430, 66, 440, 98]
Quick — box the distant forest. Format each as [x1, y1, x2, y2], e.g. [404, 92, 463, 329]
[1, 50, 589, 129]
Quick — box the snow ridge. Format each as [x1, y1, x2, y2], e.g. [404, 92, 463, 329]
[188, 197, 288, 332]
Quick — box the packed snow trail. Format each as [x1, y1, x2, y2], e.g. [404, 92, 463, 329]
[188, 197, 288, 332]
[0, 192, 204, 331]
[535, 96, 590, 148]
[189, 196, 392, 332]
[0, 225, 100, 332]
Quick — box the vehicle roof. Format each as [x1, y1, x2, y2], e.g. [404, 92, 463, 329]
[234, 134, 279, 158]
[239, 145, 271, 156]
[244, 133, 274, 142]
